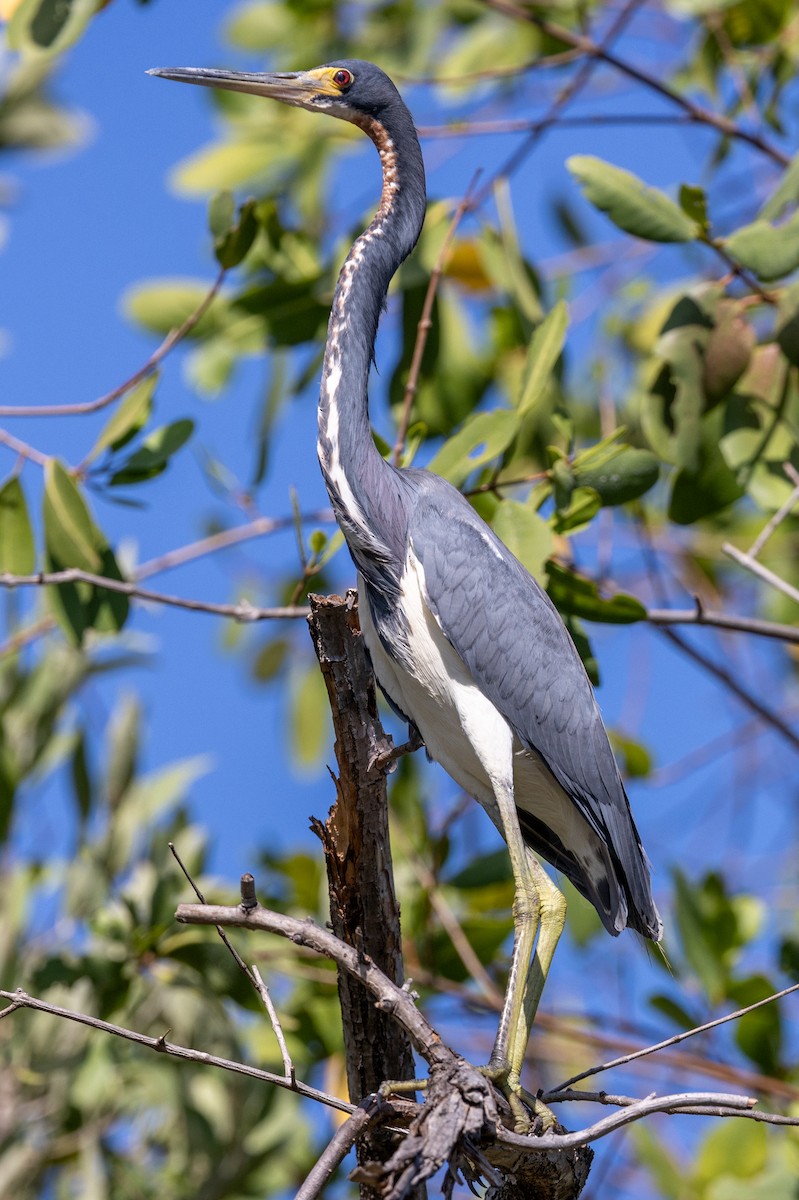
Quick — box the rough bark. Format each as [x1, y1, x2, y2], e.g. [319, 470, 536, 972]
[307, 591, 421, 1195]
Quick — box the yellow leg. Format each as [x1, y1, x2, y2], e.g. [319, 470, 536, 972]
[506, 850, 567, 1122]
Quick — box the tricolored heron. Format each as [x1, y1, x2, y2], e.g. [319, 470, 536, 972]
[149, 60, 662, 1125]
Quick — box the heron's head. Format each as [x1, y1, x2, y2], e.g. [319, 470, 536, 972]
[147, 60, 406, 126]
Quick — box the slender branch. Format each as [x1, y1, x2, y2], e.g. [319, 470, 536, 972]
[544, 1087, 799, 1124]
[418, 113, 704, 139]
[476, 0, 645, 202]
[0, 268, 227, 418]
[552, 982, 799, 1092]
[252, 964, 295, 1086]
[722, 542, 799, 607]
[0, 569, 309, 623]
[497, 1091, 761, 1152]
[481, 0, 789, 166]
[295, 1098, 379, 1200]
[747, 464, 799, 558]
[0, 427, 50, 467]
[645, 603, 799, 643]
[0, 988, 354, 1116]
[392, 173, 481, 466]
[654, 624, 799, 752]
[135, 510, 335, 581]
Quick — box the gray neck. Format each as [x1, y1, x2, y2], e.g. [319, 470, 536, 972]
[317, 104, 426, 562]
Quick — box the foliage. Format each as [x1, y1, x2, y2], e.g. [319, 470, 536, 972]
[1, 1, 799, 1197]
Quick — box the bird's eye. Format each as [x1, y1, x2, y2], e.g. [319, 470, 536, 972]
[333, 69, 353, 89]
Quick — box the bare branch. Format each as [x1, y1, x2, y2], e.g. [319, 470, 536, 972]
[392, 173, 481, 466]
[552, 982, 799, 1092]
[135, 510, 335, 581]
[747, 465, 799, 558]
[645, 603, 799, 643]
[0, 428, 50, 467]
[723, 541, 799, 607]
[0, 569, 309, 623]
[295, 1098, 379, 1200]
[0, 268, 226, 419]
[252, 964, 295, 1086]
[481, 0, 789, 166]
[0, 987, 353, 1116]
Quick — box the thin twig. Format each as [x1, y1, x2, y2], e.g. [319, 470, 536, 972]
[295, 1098, 378, 1200]
[252, 964, 295, 1085]
[481, 0, 789, 166]
[655, 624, 799, 752]
[0, 570, 309, 623]
[722, 543, 799, 607]
[0, 988, 354, 1115]
[418, 113, 703, 139]
[392, 171, 482, 466]
[135, 510, 335, 581]
[476, 0, 645, 203]
[747, 464, 799, 558]
[645, 604, 799, 643]
[0, 268, 227, 418]
[0, 427, 50, 467]
[552, 982, 799, 1092]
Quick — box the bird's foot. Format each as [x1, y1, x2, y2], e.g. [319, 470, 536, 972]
[478, 1065, 558, 1134]
[369, 726, 424, 774]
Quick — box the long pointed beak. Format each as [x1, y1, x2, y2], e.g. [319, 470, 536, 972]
[146, 66, 326, 107]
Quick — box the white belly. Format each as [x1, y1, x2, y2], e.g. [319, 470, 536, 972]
[357, 551, 580, 849]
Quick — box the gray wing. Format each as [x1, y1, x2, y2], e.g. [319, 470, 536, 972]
[408, 482, 660, 939]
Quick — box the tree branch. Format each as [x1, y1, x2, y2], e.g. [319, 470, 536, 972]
[0, 268, 226, 418]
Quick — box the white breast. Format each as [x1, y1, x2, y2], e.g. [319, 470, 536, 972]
[358, 546, 596, 858]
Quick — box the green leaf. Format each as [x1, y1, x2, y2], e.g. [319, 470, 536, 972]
[109, 420, 194, 487]
[546, 561, 646, 624]
[43, 460, 101, 573]
[669, 439, 745, 524]
[567, 155, 699, 243]
[84, 374, 158, 465]
[427, 409, 520, 485]
[491, 500, 552, 582]
[123, 279, 223, 337]
[573, 447, 659, 505]
[723, 209, 799, 281]
[759, 150, 799, 222]
[0, 475, 35, 574]
[290, 663, 329, 770]
[679, 183, 709, 234]
[552, 486, 602, 534]
[609, 731, 653, 778]
[43, 462, 129, 640]
[212, 196, 259, 269]
[517, 301, 568, 416]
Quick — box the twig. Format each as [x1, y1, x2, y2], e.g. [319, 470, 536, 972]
[417, 113, 704, 139]
[0, 268, 227, 418]
[645, 604, 799, 643]
[0, 569, 309, 623]
[0, 427, 50, 467]
[544, 1087, 799, 1124]
[552, 982, 799, 1092]
[481, 0, 789, 166]
[295, 1098, 379, 1200]
[392, 172, 481, 466]
[655, 624, 799, 752]
[476, 0, 647, 201]
[135, 510, 335, 581]
[722, 543, 799, 607]
[0, 988, 354, 1116]
[747, 464, 799, 558]
[252, 964, 295, 1086]
[497, 1091, 762, 1152]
